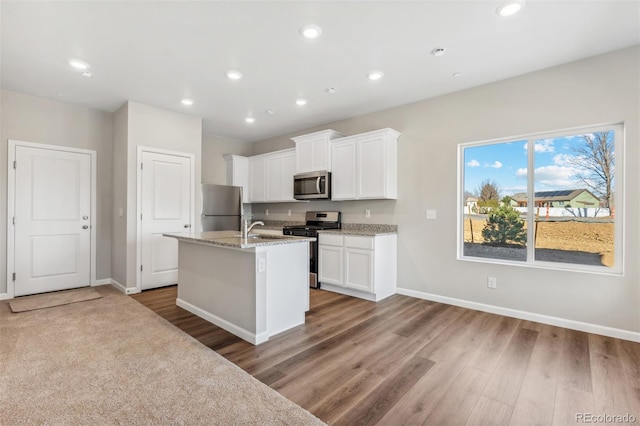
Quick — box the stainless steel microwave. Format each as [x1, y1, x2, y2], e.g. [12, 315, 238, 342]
[293, 171, 331, 200]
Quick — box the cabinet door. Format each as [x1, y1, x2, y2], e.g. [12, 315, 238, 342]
[331, 140, 357, 200]
[266, 155, 283, 201]
[357, 134, 387, 199]
[344, 248, 373, 292]
[281, 151, 297, 201]
[224, 155, 249, 203]
[319, 245, 343, 286]
[249, 158, 266, 202]
[296, 140, 314, 173]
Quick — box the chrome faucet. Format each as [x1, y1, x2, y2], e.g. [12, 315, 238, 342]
[242, 220, 265, 239]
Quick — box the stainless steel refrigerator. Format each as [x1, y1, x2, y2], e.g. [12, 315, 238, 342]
[201, 184, 243, 231]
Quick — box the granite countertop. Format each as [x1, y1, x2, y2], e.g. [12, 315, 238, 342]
[163, 230, 315, 249]
[245, 221, 398, 236]
[319, 224, 398, 236]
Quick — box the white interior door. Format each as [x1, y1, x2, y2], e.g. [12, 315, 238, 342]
[140, 151, 192, 290]
[14, 146, 92, 297]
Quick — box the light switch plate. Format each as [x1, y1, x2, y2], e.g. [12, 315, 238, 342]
[426, 209, 437, 220]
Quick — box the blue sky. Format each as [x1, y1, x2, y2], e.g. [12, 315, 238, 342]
[463, 132, 614, 197]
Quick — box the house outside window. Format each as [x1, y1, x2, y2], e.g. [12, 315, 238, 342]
[458, 124, 623, 274]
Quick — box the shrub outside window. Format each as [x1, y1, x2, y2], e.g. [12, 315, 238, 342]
[458, 124, 623, 274]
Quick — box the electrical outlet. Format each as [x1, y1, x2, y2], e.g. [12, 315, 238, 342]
[426, 209, 437, 220]
[487, 276, 497, 289]
[288, 209, 291, 216]
[365, 209, 371, 218]
[265, 209, 269, 216]
[258, 258, 266, 272]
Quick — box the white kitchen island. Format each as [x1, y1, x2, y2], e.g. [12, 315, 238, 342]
[164, 231, 314, 345]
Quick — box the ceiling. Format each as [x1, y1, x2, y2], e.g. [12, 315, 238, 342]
[2, 1, 639, 142]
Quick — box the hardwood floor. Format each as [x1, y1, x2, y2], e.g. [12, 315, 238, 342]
[132, 286, 640, 425]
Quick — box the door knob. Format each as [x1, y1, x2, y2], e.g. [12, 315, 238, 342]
[82, 225, 89, 229]
[184, 224, 191, 228]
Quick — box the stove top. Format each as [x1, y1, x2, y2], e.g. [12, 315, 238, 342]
[282, 211, 341, 235]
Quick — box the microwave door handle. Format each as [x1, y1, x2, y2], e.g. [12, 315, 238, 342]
[316, 176, 321, 194]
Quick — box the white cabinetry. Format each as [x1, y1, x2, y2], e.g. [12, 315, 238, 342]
[318, 233, 396, 302]
[331, 128, 400, 200]
[248, 149, 298, 203]
[292, 129, 345, 173]
[249, 156, 266, 202]
[223, 155, 249, 203]
[266, 149, 297, 202]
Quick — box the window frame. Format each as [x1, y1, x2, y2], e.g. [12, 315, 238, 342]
[457, 123, 624, 276]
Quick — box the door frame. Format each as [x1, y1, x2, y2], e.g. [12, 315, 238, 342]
[6, 140, 97, 299]
[136, 146, 195, 293]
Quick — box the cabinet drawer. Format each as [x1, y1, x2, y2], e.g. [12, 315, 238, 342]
[344, 236, 374, 250]
[319, 234, 343, 246]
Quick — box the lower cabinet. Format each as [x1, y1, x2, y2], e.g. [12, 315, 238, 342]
[318, 233, 396, 302]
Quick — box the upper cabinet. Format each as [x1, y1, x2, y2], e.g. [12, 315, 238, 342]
[245, 149, 298, 203]
[331, 128, 400, 201]
[292, 129, 345, 173]
[223, 154, 249, 203]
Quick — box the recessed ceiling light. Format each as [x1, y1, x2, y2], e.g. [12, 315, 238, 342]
[226, 70, 243, 80]
[296, 98, 308, 106]
[181, 98, 194, 106]
[80, 71, 92, 78]
[453, 72, 462, 78]
[325, 87, 336, 94]
[431, 47, 446, 57]
[367, 71, 384, 81]
[300, 24, 322, 39]
[266, 109, 275, 115]
[68, 59, 90, 70]
[496, 1, 525, 17]
[245, 117, 255, 124]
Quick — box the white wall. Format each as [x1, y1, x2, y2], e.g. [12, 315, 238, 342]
[111, 101, 202, 290]
[202, 134, 253, 185]
[251, 47, 640, 336]
[0, 90, 113, 294]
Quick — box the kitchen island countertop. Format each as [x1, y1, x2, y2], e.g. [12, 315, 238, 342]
[163, 230, 315, 249]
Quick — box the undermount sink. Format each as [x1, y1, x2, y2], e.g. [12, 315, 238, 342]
[234, 234, 287, 240]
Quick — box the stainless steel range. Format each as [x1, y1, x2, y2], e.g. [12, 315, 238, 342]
[283, 211, 341, 289]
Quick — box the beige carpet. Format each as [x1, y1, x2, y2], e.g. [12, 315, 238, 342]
[9, 287, 102, 313]
[0, 285, 325, 425]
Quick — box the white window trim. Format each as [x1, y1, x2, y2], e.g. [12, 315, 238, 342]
[457, 122, 624, 276]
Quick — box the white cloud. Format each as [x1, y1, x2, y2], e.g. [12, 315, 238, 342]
[524, 140, 555, 153]
[533, 165, 577, 188]
[466, 159, 480, 167]
[516, 167, 527, 177]
[491, 161, 503, 169]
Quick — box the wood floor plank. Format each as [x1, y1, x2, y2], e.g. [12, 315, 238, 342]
[552, 383, 594, 426]
[558, 329, 593, 393]
[466, 395, 514, 426]
[333, 355, 435, 426]
[308, 370, 384, 424]
[482, 327, 538, 406]
[421, 366, 492, 425]
[509, 324, 563, 425]
[589, 334, 636, 417]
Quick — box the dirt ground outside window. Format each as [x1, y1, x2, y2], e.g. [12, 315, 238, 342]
[463, 217, 614, 267]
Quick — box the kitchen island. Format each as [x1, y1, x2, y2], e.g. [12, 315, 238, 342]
[164, 230, 315, 345]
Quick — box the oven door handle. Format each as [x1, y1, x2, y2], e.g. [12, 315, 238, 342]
[316, 176, 321, 194]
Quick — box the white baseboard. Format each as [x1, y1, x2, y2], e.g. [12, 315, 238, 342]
[320, 283, 395, 302]
[92, 279, 112, 286]
[0, 292, 10, 301]
[176, 298, 267, 345]
[109, 279, 139, 295]
[397, 287, 640, 343]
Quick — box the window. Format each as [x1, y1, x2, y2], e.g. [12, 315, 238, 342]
[459, 124, 623, 274]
